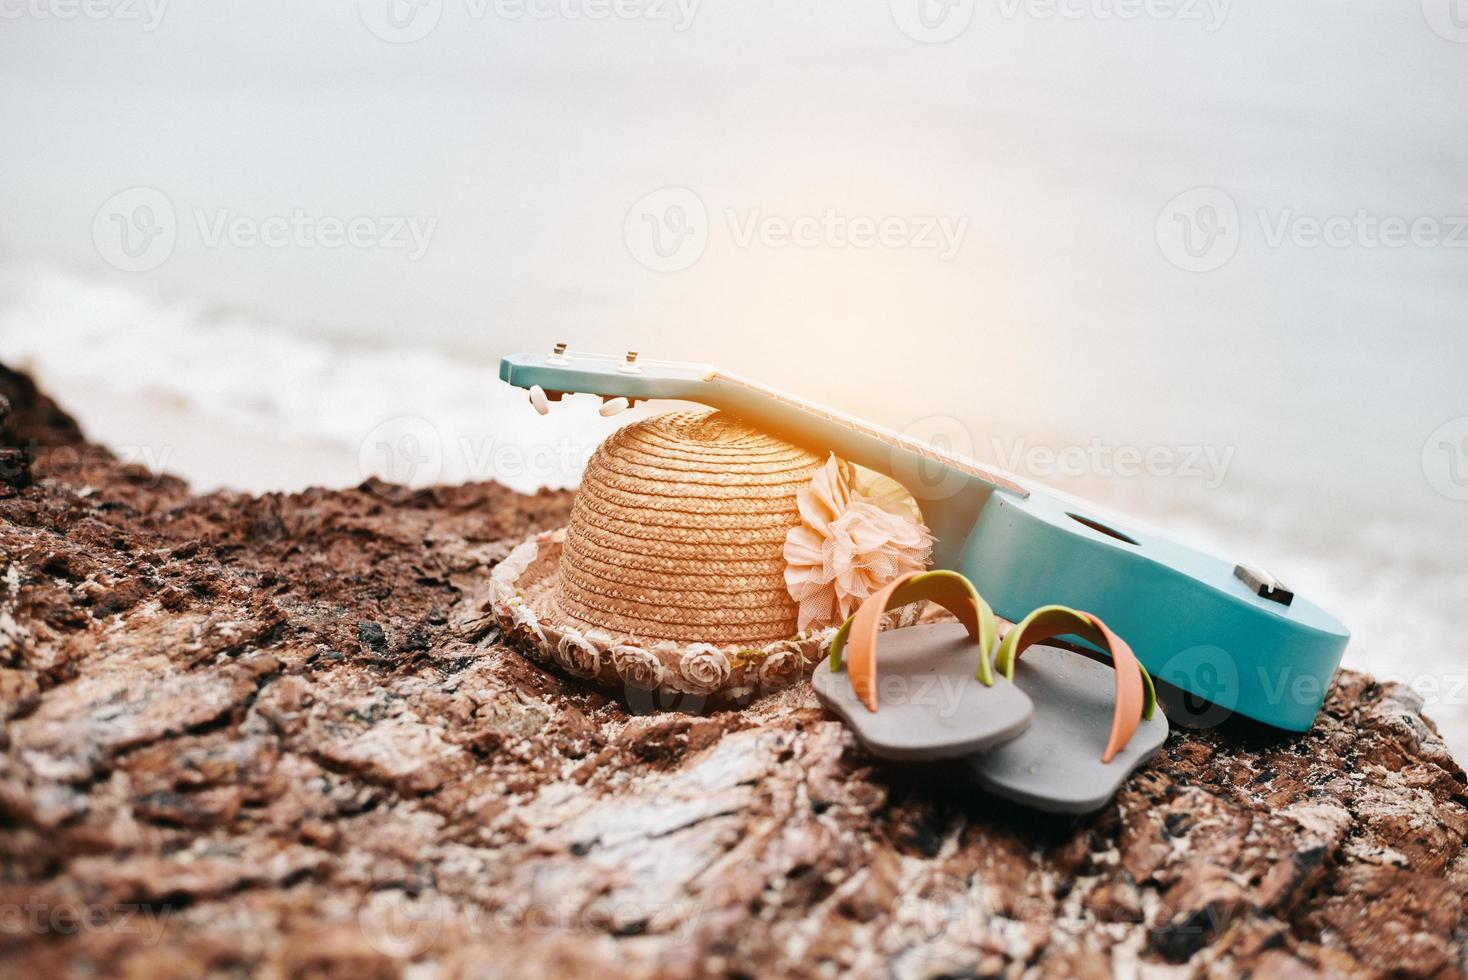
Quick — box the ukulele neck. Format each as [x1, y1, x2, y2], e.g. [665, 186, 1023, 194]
[704, 369, 1027, 499]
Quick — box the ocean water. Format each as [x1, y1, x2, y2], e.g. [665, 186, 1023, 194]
[1, 2, 1466, 755]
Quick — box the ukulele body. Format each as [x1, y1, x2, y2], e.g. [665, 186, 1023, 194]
[963, 487, 1346, 732]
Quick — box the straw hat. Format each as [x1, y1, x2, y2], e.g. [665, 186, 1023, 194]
[486, 410, 931, 701]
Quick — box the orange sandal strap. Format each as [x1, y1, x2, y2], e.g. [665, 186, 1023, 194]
[827, 570, 998, 713]
[993, 605, 1157, 763]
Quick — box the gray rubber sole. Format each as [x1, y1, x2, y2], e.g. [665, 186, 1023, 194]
[965, 645, 1170, 814]
[811, 622, 1033, 761]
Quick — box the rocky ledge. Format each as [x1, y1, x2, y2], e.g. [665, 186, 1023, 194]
[0, 363, 1465, 978]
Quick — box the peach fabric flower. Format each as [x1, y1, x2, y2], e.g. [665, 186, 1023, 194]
[783, 455, 934, 631]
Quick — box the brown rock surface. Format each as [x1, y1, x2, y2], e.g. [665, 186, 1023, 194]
[1, 362, 1465, 978]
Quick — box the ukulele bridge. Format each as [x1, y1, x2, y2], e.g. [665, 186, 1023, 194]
[1234, 562, 1294, 606]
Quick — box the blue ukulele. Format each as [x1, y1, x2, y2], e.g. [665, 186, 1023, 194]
[500, 346, 1349, 732]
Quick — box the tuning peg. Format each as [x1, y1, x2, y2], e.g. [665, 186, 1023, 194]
[529, 385, 550, 415]
[547, 342, 569, 365]
[599, 396, 630, 417]
[617, 350, 642, 374]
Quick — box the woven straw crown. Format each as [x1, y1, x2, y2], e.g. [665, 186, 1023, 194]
[554, 410, 823, 645]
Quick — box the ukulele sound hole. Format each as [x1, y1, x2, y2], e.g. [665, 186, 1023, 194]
[1067, 512, 1139, 546]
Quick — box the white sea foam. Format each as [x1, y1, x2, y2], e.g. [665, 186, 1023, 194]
[0, 262, 646, 495]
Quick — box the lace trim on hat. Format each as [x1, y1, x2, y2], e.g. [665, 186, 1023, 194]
[488, 530, 866, 697]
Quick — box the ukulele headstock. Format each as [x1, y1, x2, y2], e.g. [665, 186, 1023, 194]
[499, 345, 715, 416]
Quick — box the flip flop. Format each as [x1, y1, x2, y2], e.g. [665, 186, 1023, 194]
[966, 605, 1169, 814]
[811, 571, 1033, 761]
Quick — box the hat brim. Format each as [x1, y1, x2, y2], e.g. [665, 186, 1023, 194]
[486, 529, 838, 703]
